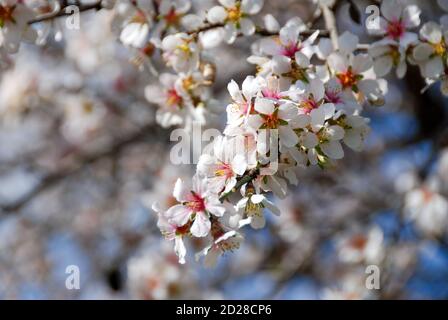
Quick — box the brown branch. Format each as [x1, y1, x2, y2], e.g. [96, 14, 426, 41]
[0, 123, 168, 214]
[320, 2, 339, 50]
[28, 0, 103, 24]
[188, 22, 329, 38]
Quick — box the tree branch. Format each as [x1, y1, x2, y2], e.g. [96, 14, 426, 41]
[28, 0, 103, 24]
[320, 2, 339, 50]
[0, 123, 168, 214]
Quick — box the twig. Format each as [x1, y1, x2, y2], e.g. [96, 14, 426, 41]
[219, 168, 259, 202]
[0, 123, 168, 214]
[320, 2, 339, 50]
[188, 22, 329, 39]
[28, 0, 103, 24]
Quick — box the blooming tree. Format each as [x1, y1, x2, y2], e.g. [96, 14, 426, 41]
[0, 0, 448, 299]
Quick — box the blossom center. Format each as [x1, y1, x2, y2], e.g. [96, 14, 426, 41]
[262, 112, 280, 129]
[176, 42, 192, 55]
[386, 20, 405, 40]
[281, 42, 301, 58]
[301, 98, 319, 114]
[262, 88, 282, 100]
[182, 76, 195, 91]
[185, 192, 206, 212]
[226, 5, 242, 23]
[164, 7, 180, 26]
[246, 199, 262, 216]
[337, 68, 358, 89]
[389, 46, 401, 65]
[432, 41, 446, 57]
[349, 234, 368, 250]
[166, 88, 182, 107]
[214, 162, 233, 178]
[0, 5, 15, 26]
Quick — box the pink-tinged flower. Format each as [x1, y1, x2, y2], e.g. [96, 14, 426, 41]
[0, 0, 37, 53]
[161, 32, 199, 72]
[226, 76, 259, 128]
[369, 39, 408, 78]
[165, 175, 226, 237]
[413, 22, 448, 80]
[145, 73, 185, 127]
[195, 222, 243, 267]
[337, 227, 384, 264]
[260, 18, 317, 59]
[206, 0, 264, 44]
[153, 205, 188, 264]
[324, 78, 360, 115]
[247, 97, 299, 149]
[367, 0, 420, 48]
[113, 0, 154, 48]
[235, 190, 280, 229]
[404, 186, 448, 236]
[197, 136, 247, 194]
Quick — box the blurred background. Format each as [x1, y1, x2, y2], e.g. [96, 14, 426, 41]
[1, 0, 448, 299]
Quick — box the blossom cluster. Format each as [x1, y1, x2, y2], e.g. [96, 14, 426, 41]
[153, 4, 385, 266]
[1, 0, 447, 268]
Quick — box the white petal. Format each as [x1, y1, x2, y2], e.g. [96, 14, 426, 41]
[231, 154, 247, 175]
[174, 237, 187, 264]
[338, 31, 359, 54]
[413, 43, 434, 61]
[402, 5, 421, 28]
[279, 125, 299, 147]
[263, 198, 280, 216]
[424, 57, 444, 78]
[190, 212, 211, 237]
[255, 98, 275, 115]
[381, 0, 403, 22]
[373, 55, 393, 77]
[278, 102, 298, 120]
[228, 79, 243, 102]
[352, 54, 373, 74]
[242, 0, 264, 15]
[207, 6, 227, 24]
[167, 204, 191, 226]
[240, 18, 255, 36]
[321, 141, 344, 159]
[420, 22, 442, 44]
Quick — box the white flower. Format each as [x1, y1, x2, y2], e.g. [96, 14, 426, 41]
[235, 190, 280, 229]
[226, 76, 260, 128]
[260, 19, 318, 60]
[247, 97, 299, 150]
[161, 32, 199, 72]
[367, 0, 420, 48]
[156, 0, 191, 30]
[327, 35, 384, 104]
[113, 0, 154, 48]
[413, 22, 448, 80]
[0, 0, 37, 53]
[154, 206, 187, 264]
[337, 227, 384, 264]
[404, 186, 448, 236]
[195, 229, 243, 267]
[341, 115, 370, 152]
[197, 136, 247, 194]
[146, 73, 187, 127]
[369, 39, 408, 78]
[324, 78, 360, 115]
[206, 0, 264, 44]
[288, 78, 345, 163]
[165, 175, 226, 237]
